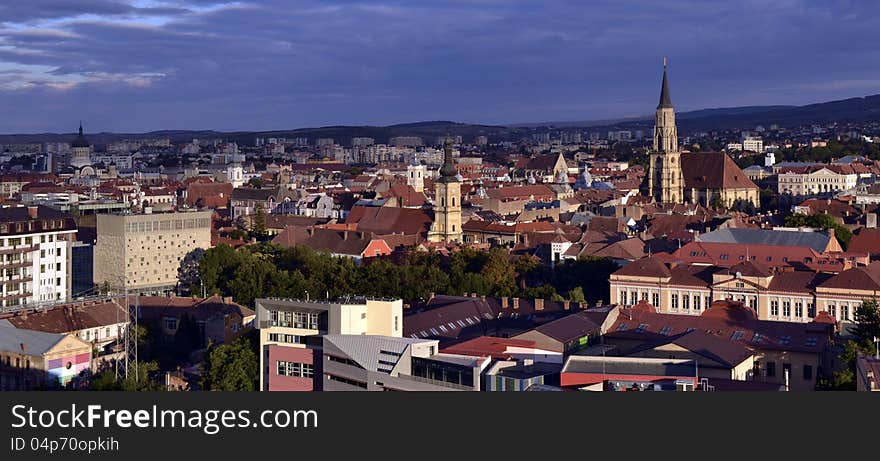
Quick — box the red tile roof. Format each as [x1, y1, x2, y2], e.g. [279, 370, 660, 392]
[681, 152, 759, 190]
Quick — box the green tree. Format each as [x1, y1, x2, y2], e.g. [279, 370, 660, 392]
[853, 299, 880, 347]
[125, 361, 164, 391]
[480, 248, 517, 297]
[252, 202, 268, 238]
[730, 198, 756, 215]
[568, 286, 586, 303]
[784, 213, 852, 250]
[202, 336, 258, 391]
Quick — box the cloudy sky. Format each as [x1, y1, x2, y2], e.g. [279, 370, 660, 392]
[1, 0, 879, 133]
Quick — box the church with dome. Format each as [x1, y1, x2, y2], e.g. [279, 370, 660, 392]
[68, 123, 93, 170]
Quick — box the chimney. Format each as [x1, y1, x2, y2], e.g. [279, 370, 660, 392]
[534, 298, 544, 311]
[470, 292, 477, 298]
[512, 298, 520, 310]
[867, 213, 878, 229]
[27, 206, 38, 219]
[596, 299, 603, 308]
[500, 297, 508, 309]
[562, 300, 570, 310]
[222, 296, 233, 304]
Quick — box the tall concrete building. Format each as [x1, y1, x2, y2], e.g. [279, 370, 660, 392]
[0, 206, 77, 307]
[93, 210, 212, 293]
[647, 59, 684, 204]
[254, 297, 403, 391]
[427, 139, 462, 243]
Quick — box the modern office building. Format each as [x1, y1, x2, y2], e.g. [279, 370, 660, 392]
[254, 297, 403, 391]
[93, 210, 212, 293]
[322, 334, 487, 391]
[0, 205, 77, 308]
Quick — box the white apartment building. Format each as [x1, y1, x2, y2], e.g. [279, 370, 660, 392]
[0, 206, 77, 308]
[93, 210, 212, 293]
[742, 137, 764, 153]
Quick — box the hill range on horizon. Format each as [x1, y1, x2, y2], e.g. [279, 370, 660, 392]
[2, 93, 880, 146]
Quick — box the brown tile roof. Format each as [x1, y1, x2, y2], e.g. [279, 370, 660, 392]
[344, 205, 434, 237]
[185, 182, 233, 208]
[608, 300, 832, 354]
[532, 311, 602, 342]
[2, 300, 126, 333]
[680, 152, 758, 190]
[136, 295, 254, 322]
[626, 329, 754, 369]
[614, 256, 672, 278]
[846, 228, 880, 257]
[485, 185, 555, 202]
[819, 262, 880, 291]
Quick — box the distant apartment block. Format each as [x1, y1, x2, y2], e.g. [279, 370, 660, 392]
[255, 297, 403, 391]
[93, 211, 212, 293]
[0, 206, 76, 308]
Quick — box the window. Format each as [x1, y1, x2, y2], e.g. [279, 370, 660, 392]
[770, 300, 779, 316]
[842, 305, 849, 321]
[394, 316, 399, 331]
[682, 295, 690, 311]
[164, 318, 178, 331]
[693, 296, 701, 311]
[779, 336, 791, 345]
[766, 361, 776, 378]
[783, 363, 791, 379]
[705, 296, 712, 309]
[635, 323, 648, 333]
[795, 302, 803, 318]
[620, 290, 627, 305]
[829, 305, 837, 318]
[277, 361, 314, 378]
[651, 293, 659, 307]
[782, 301, 791, 317]
[731, 331, 745, 341]
[803, 365, 813, 381]
[630, 291, 638, 306]
[671, 294, 679, 309]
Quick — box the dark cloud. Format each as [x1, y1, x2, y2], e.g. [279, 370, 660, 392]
[1, 0, 880, 132]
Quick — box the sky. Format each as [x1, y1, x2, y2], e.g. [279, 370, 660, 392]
[2, 0, 880, 133]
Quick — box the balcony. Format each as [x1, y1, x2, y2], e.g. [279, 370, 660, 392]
[0, 245, 39, 256]
[0, 292, 31, 303]
[0, 261, 32, 270]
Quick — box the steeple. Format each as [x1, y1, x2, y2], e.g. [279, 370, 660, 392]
[78, 121, 83, 136]
[438, 136, 458, 181]
[658, 57, 673, 109]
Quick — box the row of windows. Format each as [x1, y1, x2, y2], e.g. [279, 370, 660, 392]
[123, 218, 210, 234]
[277, 361, 314, 378]
[269, 311, 319, 330]
[769, 300, 816, 319]
[760, 362, 813, 381]
[0, 356, 30, 369]
[1, 235, 56, 247]
[670, 294, 708, 312]
[268, 333, 302, 344]
[325, 373, 367, 388]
